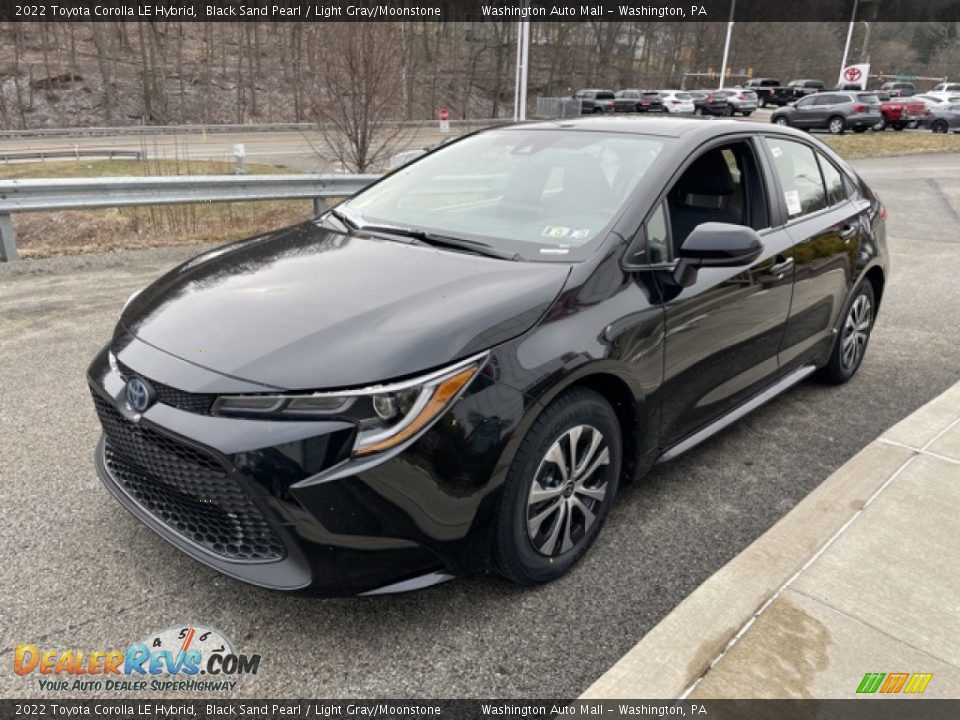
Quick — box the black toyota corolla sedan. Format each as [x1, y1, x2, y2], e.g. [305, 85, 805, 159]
[89, 118, 888, 595]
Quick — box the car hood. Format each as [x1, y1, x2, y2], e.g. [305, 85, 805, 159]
[119, 221, 571, 390]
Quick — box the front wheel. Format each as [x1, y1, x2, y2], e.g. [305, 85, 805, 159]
[493, 389, 622, 585]
[828, 116, 846, 135]
[723, 105, 734, 117]
[819, 280, 876, 384]
[774, 116, 790, 126]
[932, 119, 948, 133]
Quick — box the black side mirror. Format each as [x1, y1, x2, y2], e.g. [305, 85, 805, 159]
[680, 223, 764, 266]
[674, 223, 763, 287]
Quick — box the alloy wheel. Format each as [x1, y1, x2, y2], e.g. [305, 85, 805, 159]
[829, 117, 844, 134]
[526, 425, 610, 557]
[841, 294, 873, 370]
[775, 116, 789, 126]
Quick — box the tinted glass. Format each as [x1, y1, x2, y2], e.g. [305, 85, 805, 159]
[817, 154, 846, 207]
[765, 138, 827, 218]
[857, 93, 881, 104]
[597, 92, 615, 100]
[344, 130, 668, 262]
[813, 94, 837, 105]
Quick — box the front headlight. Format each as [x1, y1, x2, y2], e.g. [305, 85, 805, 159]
[211, 352, 488, 457]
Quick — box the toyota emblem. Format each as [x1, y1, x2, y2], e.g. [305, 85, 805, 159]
[125, 377, 155, 413]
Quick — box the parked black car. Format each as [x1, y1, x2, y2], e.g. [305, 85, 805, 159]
[746, 78, 825, 107]
[89, 118, 888, 595]
[573, 89, 616, 114]
[690, 90, 730, 116]
[614, 89, 664, 113]
[771, 91, 883, 134]
[923, 103, 960, 133]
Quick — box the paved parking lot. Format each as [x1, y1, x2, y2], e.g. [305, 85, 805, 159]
[0, 153, 958, 699]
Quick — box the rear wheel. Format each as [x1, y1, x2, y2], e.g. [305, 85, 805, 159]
[893, 123, 906, 131]
[828, 116, 846, 135]
[819, 281, 876, 385]
[493, 389, 622, 585]
[932, 119, 949, 133]
[723, 105, 734, 117]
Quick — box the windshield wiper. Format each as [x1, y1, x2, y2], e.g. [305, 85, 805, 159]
[357, 223, 520, 261]
[328, 207, 359, 229]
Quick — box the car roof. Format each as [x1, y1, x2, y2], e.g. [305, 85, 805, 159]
[496, 116, 802, 141]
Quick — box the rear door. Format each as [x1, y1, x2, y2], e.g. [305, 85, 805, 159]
[762, 135, 868, 373]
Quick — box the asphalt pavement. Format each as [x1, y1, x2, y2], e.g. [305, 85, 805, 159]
[0, 153, 958, 699]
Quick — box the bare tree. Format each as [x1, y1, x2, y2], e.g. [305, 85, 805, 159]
[310, 23, 410, 173]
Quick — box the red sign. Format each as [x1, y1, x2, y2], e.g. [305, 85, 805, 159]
[844, 66, 862, 82]
[438, 108, 450, 122]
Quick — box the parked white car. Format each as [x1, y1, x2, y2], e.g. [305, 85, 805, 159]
[927, 83, 960, 102]
[658, 90, 695, 114]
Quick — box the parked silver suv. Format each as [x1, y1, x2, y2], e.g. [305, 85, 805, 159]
[770, 91, 883, 134]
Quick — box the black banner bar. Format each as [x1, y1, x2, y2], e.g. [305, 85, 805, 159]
[2, 700, 960, 720]
[3, 0, 960, 23]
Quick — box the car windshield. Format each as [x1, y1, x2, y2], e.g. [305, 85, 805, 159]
[341, 129, 667, 262]
[596, 91, 615, 100]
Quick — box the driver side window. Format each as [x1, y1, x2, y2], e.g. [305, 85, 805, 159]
[664, 141, 769, 259]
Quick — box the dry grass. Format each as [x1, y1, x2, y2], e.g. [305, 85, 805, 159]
[821, 130, 960, 159]
[2, 159, 312, 259]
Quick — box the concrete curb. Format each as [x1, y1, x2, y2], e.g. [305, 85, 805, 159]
[580, 380, 960, 700]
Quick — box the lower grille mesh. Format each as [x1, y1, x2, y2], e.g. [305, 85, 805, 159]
[92, 391, 285, 562]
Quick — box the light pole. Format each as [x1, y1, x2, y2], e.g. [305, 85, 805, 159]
[718, 0, 736, 89]
[513, 2, 530, 121]
[840, 0, 860, 76]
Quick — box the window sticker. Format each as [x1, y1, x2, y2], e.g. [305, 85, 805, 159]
[541, 225, 570, 239]
[784, 190, 802, 216]
[569, 228, 591, 240]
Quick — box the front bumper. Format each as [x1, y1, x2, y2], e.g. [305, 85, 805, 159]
[88, 341, 528, 595]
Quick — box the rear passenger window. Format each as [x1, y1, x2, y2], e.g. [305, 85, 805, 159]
[765, 138, 827, 218]
[817, 154, 846, 207]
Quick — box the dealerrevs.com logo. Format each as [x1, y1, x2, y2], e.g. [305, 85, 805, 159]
[14, 625, 261, 693]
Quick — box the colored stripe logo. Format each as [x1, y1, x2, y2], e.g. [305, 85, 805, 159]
[857, 672, 933, 694]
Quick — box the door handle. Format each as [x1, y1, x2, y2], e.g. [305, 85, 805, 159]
[769, 256, 794, 276]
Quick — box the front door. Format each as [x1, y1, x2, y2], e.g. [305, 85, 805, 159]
[658, 139, 795, 448]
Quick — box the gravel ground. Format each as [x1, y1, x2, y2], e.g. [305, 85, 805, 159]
[0, 154, 958, 699]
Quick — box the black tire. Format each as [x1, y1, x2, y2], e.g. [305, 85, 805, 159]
[723, 105, 734, 117]
[932, 119, 948, 134]
[758, 96, 767, 108]
[819, 280, 876, 385]
[694, 106, 704, 116]
[827, 116, 846, 135]
[893, 123, 905, 131]
[592, 107, 604, 114]
[774, 116, 790, 126]
[493, 388, 622, 585]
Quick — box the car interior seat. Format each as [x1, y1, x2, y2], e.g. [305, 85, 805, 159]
[668, 149, 743, 254]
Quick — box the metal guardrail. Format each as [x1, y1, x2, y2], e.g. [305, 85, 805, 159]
[0, 119, 504, 140]
[0, 174, 379, 262]
[0, 149, 143, 163]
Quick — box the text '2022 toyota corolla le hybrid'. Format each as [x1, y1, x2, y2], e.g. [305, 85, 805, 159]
[89, 118, 888, 596]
